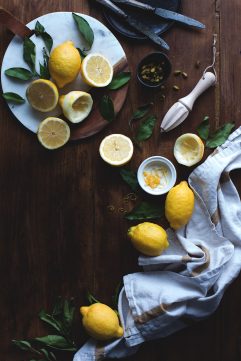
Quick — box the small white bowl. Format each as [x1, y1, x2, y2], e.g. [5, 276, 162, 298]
[137, 156, 177, 195]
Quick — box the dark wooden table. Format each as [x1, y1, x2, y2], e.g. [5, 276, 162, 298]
[1, 1, 241, 360]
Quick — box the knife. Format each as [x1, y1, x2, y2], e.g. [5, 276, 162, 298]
[95, 0, 170, 50]
[160, 72, 216, 132]
[112, 0, 205, 29]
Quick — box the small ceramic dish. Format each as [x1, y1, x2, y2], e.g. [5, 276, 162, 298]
[137, 156, 176, 195]
[137, 52, 172, 89]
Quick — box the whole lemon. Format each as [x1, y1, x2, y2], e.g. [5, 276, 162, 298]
[165, 181, 194, 230]
[128, 222, 169, 256]
[80, 303, 123, 341]
[49, 41, 81, 88]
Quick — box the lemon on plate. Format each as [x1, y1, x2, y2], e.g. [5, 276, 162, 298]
[26, 79, 59, 112]
[81, 53, 113, 87]
[49, 41, 81, 88]
[80, 303, 123, 341]
[99, 134, 134, 166]
[165, 181, 194, 230]
[59, 91, 93, 123]
[174, 133, 204, 167]
[128, 222, 169, 257]
[37, 117, 70, 150]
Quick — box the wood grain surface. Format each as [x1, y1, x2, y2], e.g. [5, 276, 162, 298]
[0, 1, 241, 361]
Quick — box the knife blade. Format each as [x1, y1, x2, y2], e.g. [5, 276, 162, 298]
[95, 0, 170, 50]
[112, 0, 205, 29]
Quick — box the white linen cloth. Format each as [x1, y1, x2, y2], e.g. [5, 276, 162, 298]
[74, 126, 241, 361]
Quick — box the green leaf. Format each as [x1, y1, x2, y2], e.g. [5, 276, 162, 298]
[108, 72, 131, 90]
[40, 348, 52, 361]
[135, 115, 156, 142]
[12, 340, 32, 351]
[120, 169, 139, 192]
[35, 335, 76, 352]
[76, 47, 87, 59]
[129, 103, 153, 129]
[23, 37, 36, 72]
[87, 292, 100, 305]
[63, 299, 75, 328]
[125, 201, 164, 221]
[39, 48, 50, 79]
[100, 95, 115, 122]
[2, 92, 25, 104]
[5, 67, 33, 80]
[72, 13, 94, 49]
[197, 115, 210, 141]
[206, 122, 235, 148]
[41, 32, 53, 53]
[39, 309, 62, 333]
[35, 20, 45, 34]
[34, 21, 53, 53]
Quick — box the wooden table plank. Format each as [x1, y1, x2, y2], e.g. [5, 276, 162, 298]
[0, 0, 241, 360]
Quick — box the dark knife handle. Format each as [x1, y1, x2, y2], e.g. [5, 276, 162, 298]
[95, 0, 127, 18]
[112, 0, 154, 11]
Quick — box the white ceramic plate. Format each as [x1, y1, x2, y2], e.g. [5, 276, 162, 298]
[1, 12, 126, 133]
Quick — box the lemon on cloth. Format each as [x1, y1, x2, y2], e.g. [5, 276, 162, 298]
[174, 133, 204, 167]
[26, 79, 59, 112]
[80, 303, 123, 341]
[59, 91, 93, 123]
[37, 117, 70, 150]
[165, 181, 194, 230]
[128, 222, 169, 257]
[49, 41, 81, 88]
[99, 134, 134, 166]
[81, 53, 113, 87]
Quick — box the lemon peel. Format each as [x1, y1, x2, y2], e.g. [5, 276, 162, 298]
[59, 91, 93, 123]
[174, 133, 204, 167]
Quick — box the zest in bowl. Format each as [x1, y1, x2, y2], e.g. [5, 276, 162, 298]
[137, 156, 176, 195]
[137, 52, 172, 89]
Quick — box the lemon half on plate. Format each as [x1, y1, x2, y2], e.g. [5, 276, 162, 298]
[174, 133, 204, 167]
[99, 134, 134, 166]
[37, 117, 70, 150]
[81, 53, 113, 87]
[26, 79, 59, 112]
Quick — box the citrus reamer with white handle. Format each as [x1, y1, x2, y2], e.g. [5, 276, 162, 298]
[160, 71, 216, 132]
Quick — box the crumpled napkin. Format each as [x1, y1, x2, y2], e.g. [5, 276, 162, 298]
[74, 126, 241, 361]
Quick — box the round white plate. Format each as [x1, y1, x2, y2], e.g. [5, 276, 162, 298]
[1, 12, 126, 133]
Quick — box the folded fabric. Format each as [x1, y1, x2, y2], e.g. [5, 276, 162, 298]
[74, 126, 241, 361]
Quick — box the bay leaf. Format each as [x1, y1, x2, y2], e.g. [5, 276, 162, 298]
[206, 122, 235, 148]
[23, 37, 36, 72]
[108, 72, 131, 90]
[72, 13, 94, 49]
[197, 115, 210, 141]
[35, 335, 76, 352]
[120, 168, 139, 192]
[3, 92, 25, 104]
[125, 201, 164, 221]
[100, 95, 115, 122]
[135, 115, 156, 142]
[5, 67, 33, 81]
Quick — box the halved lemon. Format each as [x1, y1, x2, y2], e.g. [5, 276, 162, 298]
[37, 117, 70, 150]
[174, 133, 204, 167]
[26, 79, 59, 112]
[99, 134, 134, 166]
[81, 53, 113, 87]
[59, 91, 93, 123]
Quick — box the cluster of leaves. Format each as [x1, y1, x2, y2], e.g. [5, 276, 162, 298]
[197, 116, 234, 148]
[3, 21, 53, 104]
[13, 297, 77, 361]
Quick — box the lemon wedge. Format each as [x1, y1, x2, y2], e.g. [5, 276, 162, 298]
[59, 91, 93, 124]
[37, 117, 70, 150]
[99, 134, 134, 166]
[174, 133, 204, 167]
[26, 79, 59, 112]
[81, 53, 113, 87]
